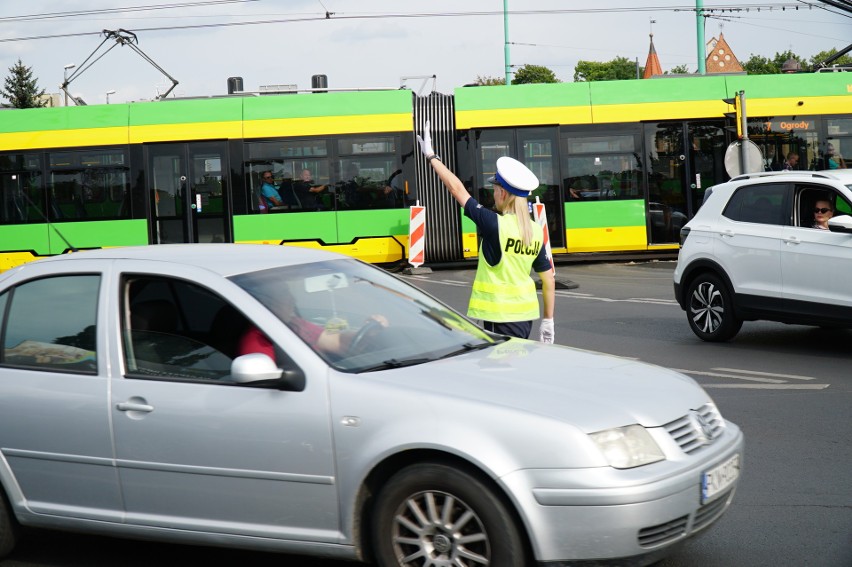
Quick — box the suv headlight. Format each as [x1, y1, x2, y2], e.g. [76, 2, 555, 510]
[590, 425, 665, 469]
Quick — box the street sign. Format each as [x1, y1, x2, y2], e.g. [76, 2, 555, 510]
[724, 140, 763, 177]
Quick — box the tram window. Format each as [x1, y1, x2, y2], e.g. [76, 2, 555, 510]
[338, 137, 396, 155]
[46, 149, 130, 221]
[336, 158, 400, 210]
[566, 135, 634, 154]
[1, 171, 43, 225]
[563, 155, 640, 201]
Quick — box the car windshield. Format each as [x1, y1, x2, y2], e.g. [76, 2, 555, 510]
[230, 259, 500, 372]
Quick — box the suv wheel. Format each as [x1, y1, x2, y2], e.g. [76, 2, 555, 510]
[686, 273, 743, 342]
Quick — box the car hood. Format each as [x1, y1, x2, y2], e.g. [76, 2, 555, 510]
[362, 340, 709, 432]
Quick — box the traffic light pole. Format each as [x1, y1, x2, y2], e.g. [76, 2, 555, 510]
[737, 91, 749, 174]
[723, 90, 749, 174]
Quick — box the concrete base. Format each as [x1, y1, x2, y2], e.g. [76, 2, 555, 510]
[403, 266, 433, 275]
[534, 274, 579, 290]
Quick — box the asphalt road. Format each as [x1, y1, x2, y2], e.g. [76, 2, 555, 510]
[3, 260, 850, 567]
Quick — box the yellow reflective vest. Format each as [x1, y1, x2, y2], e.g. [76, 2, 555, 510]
[467, 214, 543, 323]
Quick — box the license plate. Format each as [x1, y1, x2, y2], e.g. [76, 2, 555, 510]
[701, 453, 740, 503]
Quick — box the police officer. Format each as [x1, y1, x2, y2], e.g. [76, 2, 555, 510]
[417, 121, 556, 343]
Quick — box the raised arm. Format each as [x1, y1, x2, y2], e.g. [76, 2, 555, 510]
[417, 121, 470, 208]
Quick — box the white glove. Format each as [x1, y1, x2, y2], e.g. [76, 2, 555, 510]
[539, 318, 555, 344]
[416, 120, 435, 157]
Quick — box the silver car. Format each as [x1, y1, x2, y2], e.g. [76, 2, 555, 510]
[0, 244, 743, 566]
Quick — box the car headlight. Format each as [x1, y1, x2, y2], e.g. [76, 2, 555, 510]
[589, 425, 665, 469]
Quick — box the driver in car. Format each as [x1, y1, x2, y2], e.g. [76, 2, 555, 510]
[238, 287, 388, 358]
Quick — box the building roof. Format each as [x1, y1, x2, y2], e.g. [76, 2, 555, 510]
[643, 33, 663, 79]
[705, 33, 743, 74]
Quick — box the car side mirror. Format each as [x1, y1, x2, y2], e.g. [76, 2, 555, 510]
[827, 214, 852, 234]
[230, 353, 306, 391]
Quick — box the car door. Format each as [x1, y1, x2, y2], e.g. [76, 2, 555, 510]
[715, 182, 789, 309]
[0, 261, 123, 522]
[781, 185, 852, 315]
[107, 261, 340, 543]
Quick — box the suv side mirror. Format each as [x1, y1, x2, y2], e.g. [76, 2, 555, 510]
[827, 214, 852, 234]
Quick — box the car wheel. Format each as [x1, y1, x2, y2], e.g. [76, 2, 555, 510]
[686, 273, 743, 342]
[372, 463, 527, 567]
[0, 488, 19, 559]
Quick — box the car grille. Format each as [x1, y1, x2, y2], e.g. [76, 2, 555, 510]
[638, 515, 688, 547]
[637, 489, 735, 548]
[693, 490, 734, 532]
[664, 403, 725, 454]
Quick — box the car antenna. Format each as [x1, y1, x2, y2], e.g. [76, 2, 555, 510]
[60, 28, 179, 105]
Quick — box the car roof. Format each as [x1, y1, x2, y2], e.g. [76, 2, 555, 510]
[728, 169, 852, 185]
[26, 244, 349, 277]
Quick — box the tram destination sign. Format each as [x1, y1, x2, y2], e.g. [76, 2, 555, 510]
[761, 119, 815, 133]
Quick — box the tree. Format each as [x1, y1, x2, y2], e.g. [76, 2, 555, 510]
[810, 48, 852, 70]
[473, 75, 506, 86]
[574, 57, 638, 82]
[511, 64, 559, 85]
[743, 50, 803, 75]
[1, 59, 46, 109]
[667, 64, 690, 75]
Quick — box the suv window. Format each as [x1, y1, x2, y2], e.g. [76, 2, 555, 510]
[722, 183, 788, 225]
[1, 275, 99, 373]
[795, 184, 852, 228]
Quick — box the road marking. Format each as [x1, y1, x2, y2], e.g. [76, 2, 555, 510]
[702, 384, 830, 390]
[712, 367, 815, 381]
[554, 291, 678, 305]
[403, 276, 680, 306]
[675, 367, 828, 390]
[402, 276, 469, 287]
[673, 369, 786, 384]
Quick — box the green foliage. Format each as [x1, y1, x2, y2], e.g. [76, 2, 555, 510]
[574, 57, 639, 82]
[743, 50, 803, 74]
[474, 75, 507, 86]
[1, 58, 47, 108]
[511, 64, 560, 85]
[667, 64, 690, 75]
[810, 48, 852, 70]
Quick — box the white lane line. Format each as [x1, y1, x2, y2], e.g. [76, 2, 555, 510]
[401, 276, 469, 287]
[553, 292, 678, 305]
[702, 384, 830, 390]
[712, 368, 815, 381]
[673, 368, 786, 384]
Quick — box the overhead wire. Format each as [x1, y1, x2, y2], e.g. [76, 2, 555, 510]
[0, 1, 258, 23]
[0, 3, 836, 44]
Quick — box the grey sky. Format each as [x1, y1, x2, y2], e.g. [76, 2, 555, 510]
[2, 1, 850, 105]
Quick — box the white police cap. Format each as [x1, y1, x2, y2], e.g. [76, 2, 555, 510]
[486, 156, 539, 197]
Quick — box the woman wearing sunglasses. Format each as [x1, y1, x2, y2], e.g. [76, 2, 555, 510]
[812, 199, 834, 230]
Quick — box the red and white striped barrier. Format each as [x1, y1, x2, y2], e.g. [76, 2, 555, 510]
[533, 197, 554, 273]
[408, 202, 426, 268]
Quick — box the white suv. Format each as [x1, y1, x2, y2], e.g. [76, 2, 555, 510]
[673, 170, 852, 341]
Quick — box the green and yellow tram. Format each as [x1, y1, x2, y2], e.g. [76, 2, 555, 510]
[1, 72, 849, 271]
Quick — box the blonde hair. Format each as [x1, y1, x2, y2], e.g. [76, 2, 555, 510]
[498, 190, 534, 246]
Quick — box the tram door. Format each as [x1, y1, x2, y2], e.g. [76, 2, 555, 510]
[646, 121, 725, 245]
[147, 142, 230, 244]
